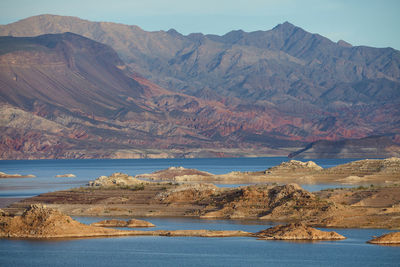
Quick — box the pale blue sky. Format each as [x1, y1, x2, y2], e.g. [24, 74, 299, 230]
[0, 0, 399, 49]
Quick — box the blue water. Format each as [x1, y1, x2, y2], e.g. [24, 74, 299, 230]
[0, 219, 398, 267]
[1, 158, 398, 266]
[0, 157, 360, 198]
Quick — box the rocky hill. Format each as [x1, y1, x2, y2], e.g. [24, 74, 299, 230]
[0, 15, 399, 158]
[0, 33, 300, 159]
[256, 222, 345, 240]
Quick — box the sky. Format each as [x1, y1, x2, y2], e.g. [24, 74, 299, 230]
[0, 0, 399, 49]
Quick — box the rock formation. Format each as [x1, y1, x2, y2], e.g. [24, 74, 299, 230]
[134, 158, 400, 185]
[157, 183, 218, 203]
[265, 160, 323, 173]
[0, 171, 35, 178]
[0, 205, 250, 239]
[136, 167, 212, 181]
[55, 174, 76, 178]
[0, 204, 132, 238]
[255, 222, 346, 240]
[323, 157, 400, 175]
[91, 219, 155, 228]
[88, 172, 149, 187]
[367, 232, 400, 245]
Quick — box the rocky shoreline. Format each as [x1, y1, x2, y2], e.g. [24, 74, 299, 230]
[0, 205, 345, 241]
[367, 232, 400, 245]
[1, 158, 400, 244]
[134, 158, 400, 185]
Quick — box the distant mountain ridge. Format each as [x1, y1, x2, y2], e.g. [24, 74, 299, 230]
[0, 15, 399, 159]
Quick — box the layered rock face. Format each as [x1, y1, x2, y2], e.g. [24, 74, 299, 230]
[0, 204, 130, 238]
[158, 183, 336, 221]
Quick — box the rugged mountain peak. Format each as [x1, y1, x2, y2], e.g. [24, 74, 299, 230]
[272, 21, 298, 32]
[166, 28, 182, 37]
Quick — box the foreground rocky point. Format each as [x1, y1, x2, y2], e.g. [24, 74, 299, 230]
[0, 205, 251, 239]
[0, 204, 132, 238]
[0, 205, 348, 241]
[255, 223, 346, 240]
[367, 232, 400, 245]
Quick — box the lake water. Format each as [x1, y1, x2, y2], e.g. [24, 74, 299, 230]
[0, 157, 398, 266]
[0, 157, 359, 198]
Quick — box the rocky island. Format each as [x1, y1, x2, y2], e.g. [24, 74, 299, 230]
[0, 171, 35, 178]
[255, 222, 346, 240]
[55, 174, 76, 178]
[1, 205, 348, 241]
[367, 232, 400, 245]
[0, 205, 251, 239]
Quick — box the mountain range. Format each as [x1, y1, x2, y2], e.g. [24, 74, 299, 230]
[0, 14, 399, 159]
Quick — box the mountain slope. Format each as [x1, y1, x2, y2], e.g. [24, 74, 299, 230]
[0, 33, 304, 159]
[0, 15, 399, 158]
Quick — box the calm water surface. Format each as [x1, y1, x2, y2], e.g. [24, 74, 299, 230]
[1, 158, 398, 266]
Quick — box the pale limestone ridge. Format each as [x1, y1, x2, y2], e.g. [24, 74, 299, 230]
[136, 166, 212, 181]
[55, 174, 76, 178]
[0, 171, 35, 178]
[88, 172, 149, 187]
[324, 157, 400, 175]
[266, 160, 323, 173]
